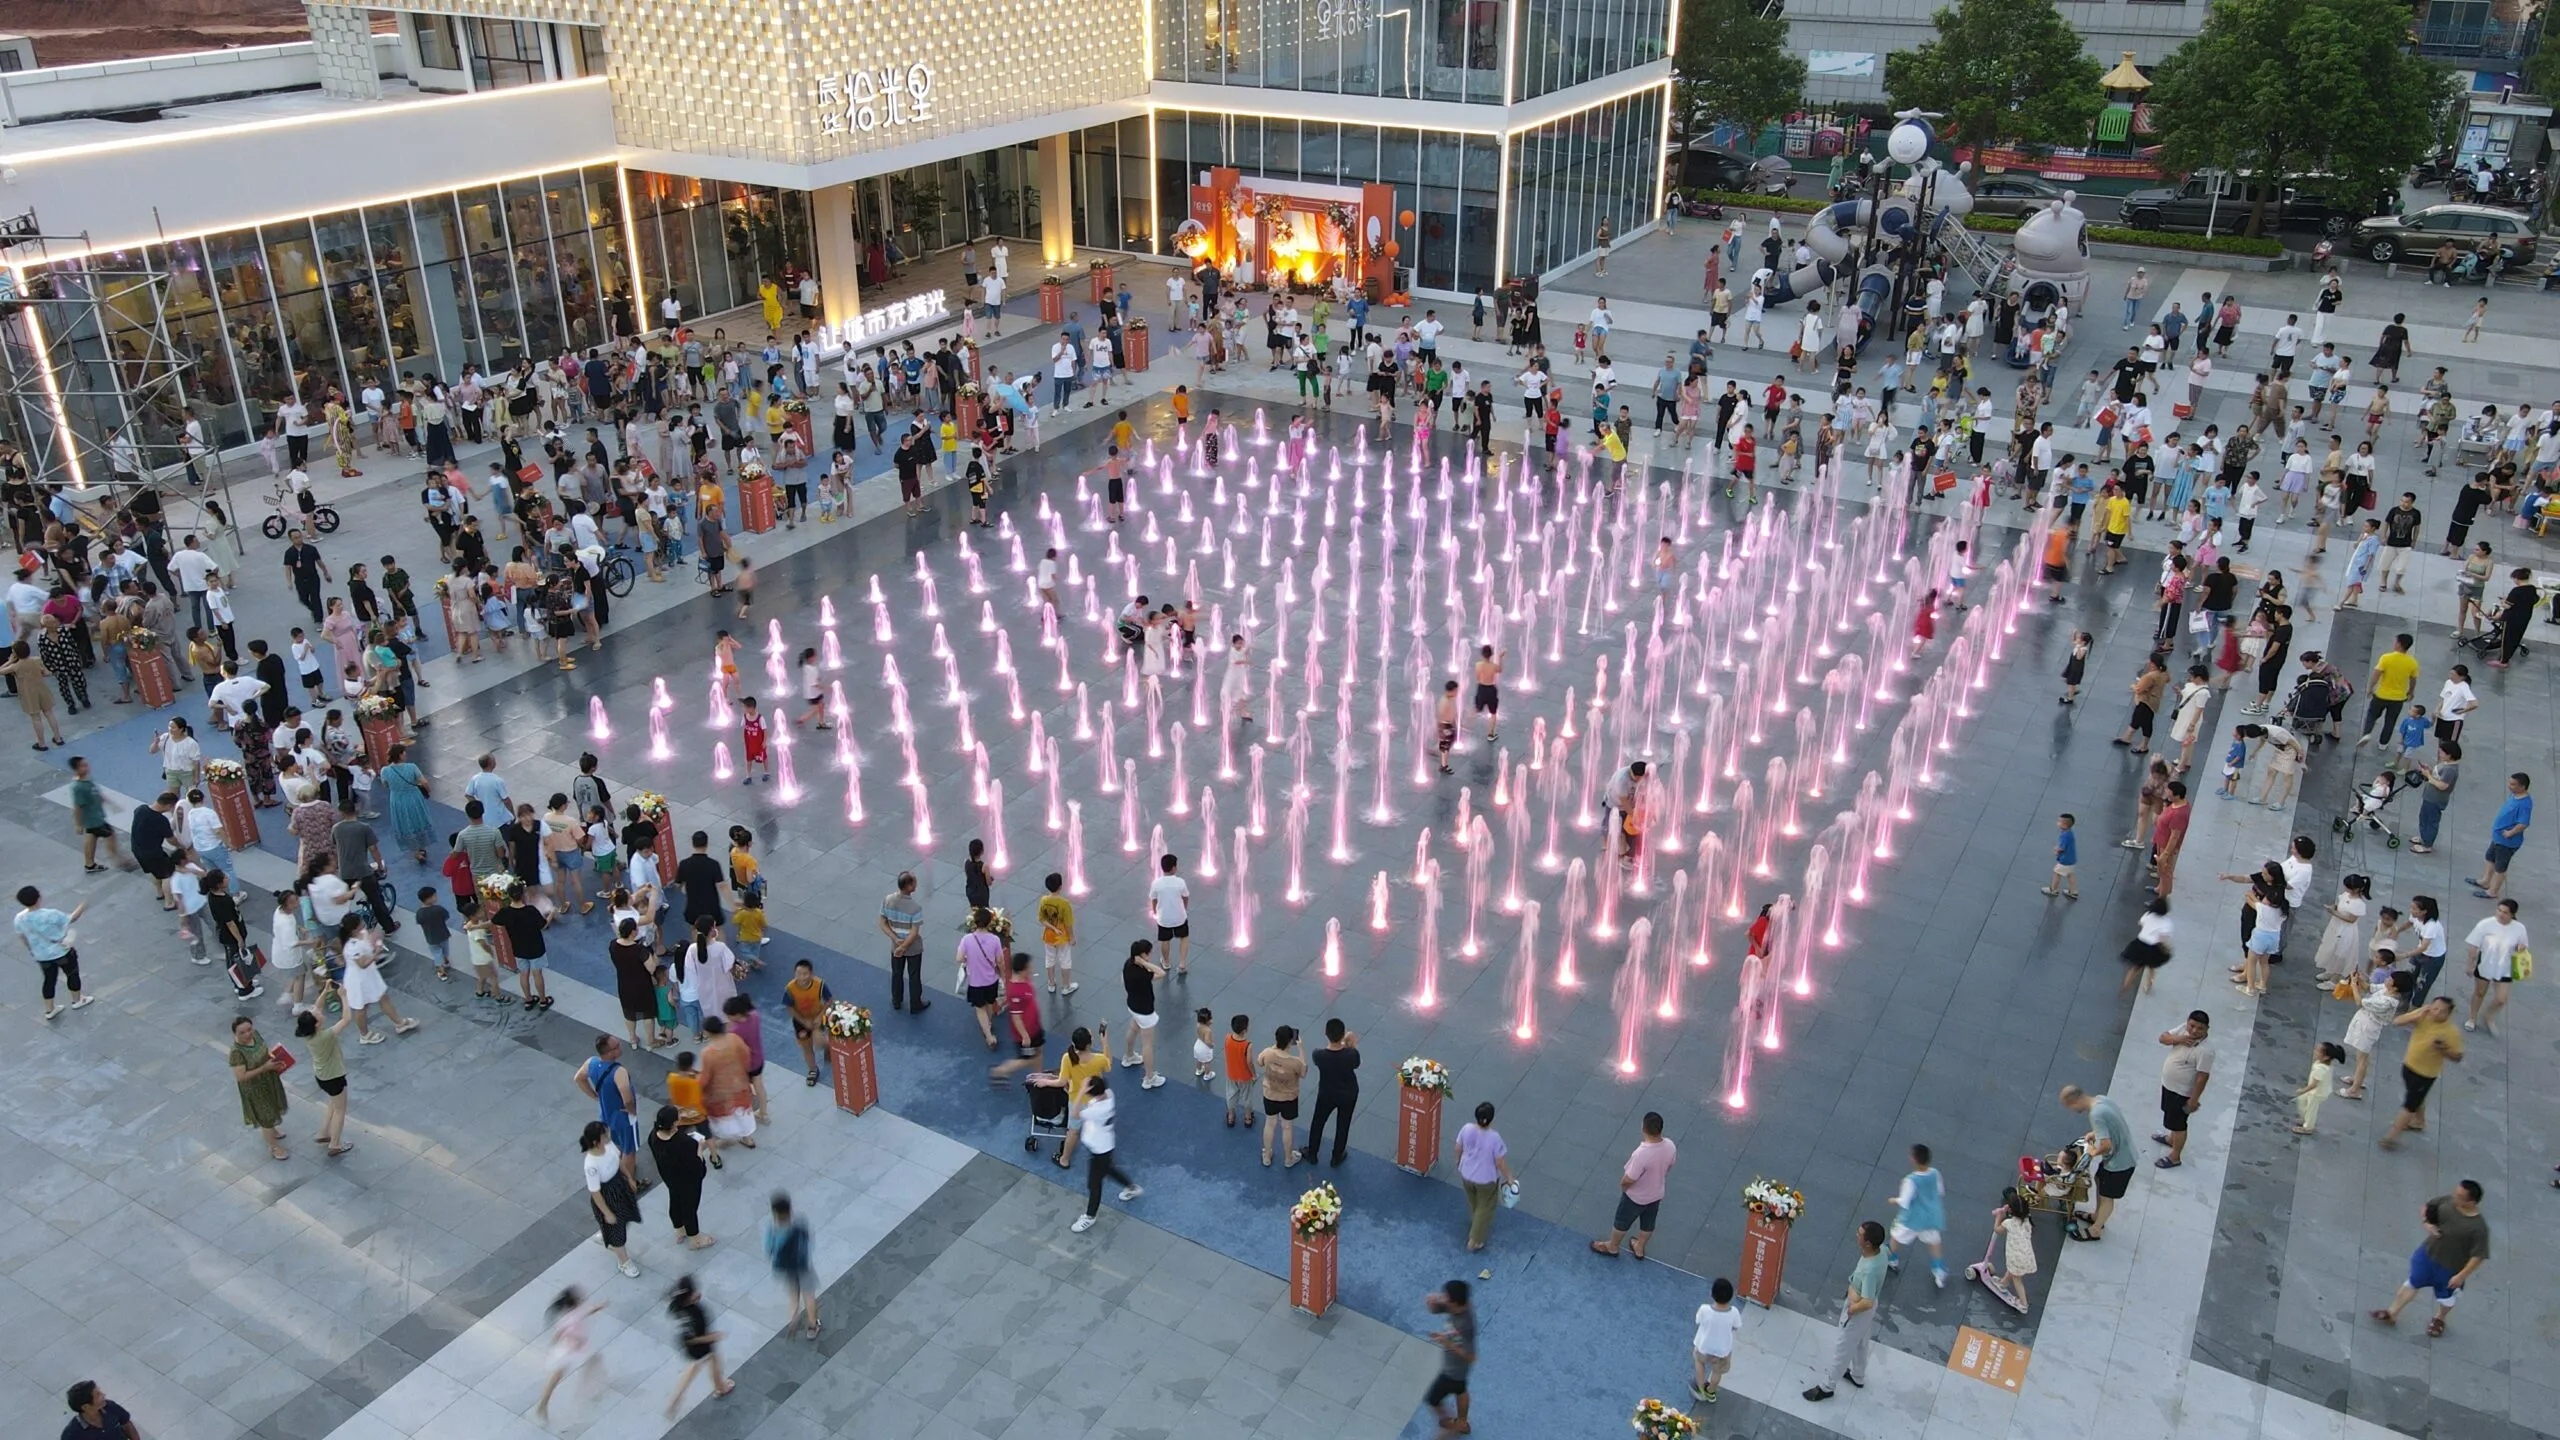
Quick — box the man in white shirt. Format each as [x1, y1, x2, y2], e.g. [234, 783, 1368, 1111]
[277, 396, 315, 469]
[181, 407, 210, 486]
[1415, 311, 1445, 360]
[1516, 363, 1548, 422]
[169, 536, 221, 630]
[1087, 333, 1114, 407]
[797, 272, 820, 320]
[1146, 853, 1193, 977]
[982, 272, 1006, 337]
[2269, 314, 2306, 379]
[5, 570, 49, 636]
[1050, 334, 1080, 414]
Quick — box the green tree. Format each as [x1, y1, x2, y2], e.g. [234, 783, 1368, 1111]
[2147, 0, 2451, 236]
[1674, 0, 1807, 140]
[1882, 0, 2104, 152]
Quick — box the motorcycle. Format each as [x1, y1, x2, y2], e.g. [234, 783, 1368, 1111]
[1678, 195, 1727, 221]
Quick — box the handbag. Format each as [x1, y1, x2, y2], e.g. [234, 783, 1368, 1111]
[2331, 977, 2355, 1001]
[2514, 946, 2533, 981]
[1931, 469, 1958, 493]
[2189, 610, 2211, 635]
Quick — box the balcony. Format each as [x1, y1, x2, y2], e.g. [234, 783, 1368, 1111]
[2414, 15, 2541, 63]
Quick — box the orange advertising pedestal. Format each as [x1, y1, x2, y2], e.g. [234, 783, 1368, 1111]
[359, 715, 405, 769]
[207, 775, 260, 847]
[1038, 279, 1066, 325]
[1125, 319, 1151, 374]
[648, 807, 678, 880]
[134, 649, 177, 708]
[961, 343, 983, 387]
[1395, 1085, 1444, 1175]
[1088, 263, 1115, 304]
[828, 1035, 878, 1114]
[741, 473, 777, 534]
[1289, 1229, 1339, 1316]
[1739, 1213, 1792, 1307]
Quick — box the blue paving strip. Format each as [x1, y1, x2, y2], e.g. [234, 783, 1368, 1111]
[74, 707, 1721, 1437]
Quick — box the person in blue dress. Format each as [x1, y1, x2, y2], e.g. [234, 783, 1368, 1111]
[379, 742, 434, 862]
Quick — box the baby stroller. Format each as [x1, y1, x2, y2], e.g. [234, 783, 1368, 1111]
[2015, 1142, 2094, 1224]
[2282, 670, 2339, 747]
[1022, 1075, 1071, 1154]
[2335, 767, 2409, 855]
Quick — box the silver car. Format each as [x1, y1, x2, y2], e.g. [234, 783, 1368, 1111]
[1969, 176, 2067, 219]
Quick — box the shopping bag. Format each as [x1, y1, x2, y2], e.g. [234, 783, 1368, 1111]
[1931, 469, 1959, 493]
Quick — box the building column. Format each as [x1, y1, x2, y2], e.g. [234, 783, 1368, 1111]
[304, 3, 383, 101]
[813, 184, 864, 344]
[1040, 134, 1075, 267]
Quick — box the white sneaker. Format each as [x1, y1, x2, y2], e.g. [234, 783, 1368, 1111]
[1141, 1075, 1166, 1089]
[1071, 1215, 1096, 1233]
[618, 1259, 641, 1278]
[1061, 981, 1078, 995]
[1119, 1185, 1144, 1201]
[1119, 1056, 1143, 1069]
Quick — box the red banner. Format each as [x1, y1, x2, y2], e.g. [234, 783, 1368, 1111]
[1395, 1084, 1444, 1175]
[1960, 145, 2165, 181]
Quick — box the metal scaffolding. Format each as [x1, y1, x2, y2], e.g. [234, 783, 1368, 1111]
[0, 221, 204, 500]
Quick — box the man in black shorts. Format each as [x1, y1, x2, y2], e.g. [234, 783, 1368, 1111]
[1424, 1280, 1476, 1435]
[1146, 853, 1192, 976]
[1472, 644, 1504, 741]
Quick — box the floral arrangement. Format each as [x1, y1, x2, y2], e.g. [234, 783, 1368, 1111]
[959, 382, 983, 401]
[125, 626, 165, 654]
[1742, 1177, 1806, 1223]
[963, 906, 1015, 943]
[633, 790, 670, 819]
[821, 1000, 873, 1039]
[1397, 1057, 1452, 1094]
[1039, 275, 1065, 289]
[1289, 1182, 1341, 1238]
[1630, 1399, 1697, 1439]
[1323, 201, 1358, 242]
[203, 758, 246, 784]
[354, 694, 402, 720]
[1087, 257, 1113, 273]
[476, 872, 523, 912]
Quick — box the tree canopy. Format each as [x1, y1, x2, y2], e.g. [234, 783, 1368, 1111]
[2146, 0, 2452, 235]
[1674, 0, 1807, 138]
[1882, 0, 2105, 152]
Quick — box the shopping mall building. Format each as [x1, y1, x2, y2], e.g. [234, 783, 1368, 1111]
[0, 0, 1670, 483]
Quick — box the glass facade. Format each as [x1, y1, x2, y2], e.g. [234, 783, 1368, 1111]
[1157, 0, 1504, 103]
[1155, 109, 1502, 293]
[1506, 87, 1664, 278]
[8, 163, 654, 477]
[624, 171, 814, 334]
[1513, 0, 1670, 101]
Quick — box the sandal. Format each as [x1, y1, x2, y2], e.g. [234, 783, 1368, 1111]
[269, 1145, 290, 1161]
[1589, 1240, 1621, 1257]
[708, 1152, 724, 1170]
[2425, 1317, 2445, 1337]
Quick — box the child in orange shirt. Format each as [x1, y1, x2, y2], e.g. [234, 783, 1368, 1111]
[1221, 1013, 1257, 1128]
[1171, 386, 1193, 448]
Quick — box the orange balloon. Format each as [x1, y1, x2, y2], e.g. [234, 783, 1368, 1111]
[1385, 240, 1401, 258]
[1398, 209, 1416, 228]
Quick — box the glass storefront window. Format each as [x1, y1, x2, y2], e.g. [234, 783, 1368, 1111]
[262, 218, 344, 404]
[410, 195, 484, 378]
[313, 209, 392, 396]
[583, 166, 634, 342]
[1160, 0, 1501, 102]
[1506, 88, 1663, 279]
[362, 204, 432, 382]
[456, 185, 523, 370]
[504, 176, 565, 363]
[164, 238, 249, 448]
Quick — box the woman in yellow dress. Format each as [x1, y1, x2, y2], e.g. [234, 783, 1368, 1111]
[759, 279, 784, 335]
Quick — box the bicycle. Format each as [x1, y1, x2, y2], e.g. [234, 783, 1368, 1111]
[260, 484, 340, 539]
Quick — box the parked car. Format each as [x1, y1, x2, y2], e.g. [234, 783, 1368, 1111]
[1675, 140, 1794, 196]
[1969, 175, 2068, 218]
[2351, 203, 2537, 265]
[2119, 175, 2293, 235]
